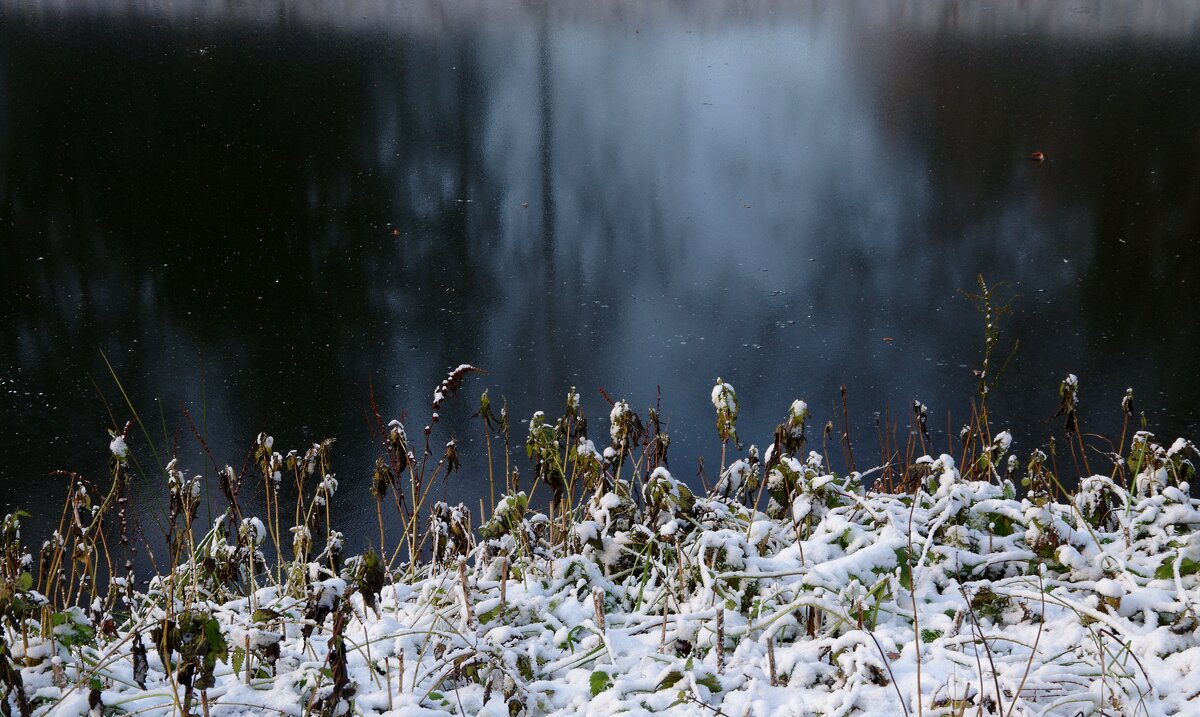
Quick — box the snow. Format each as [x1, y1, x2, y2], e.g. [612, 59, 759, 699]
[993, 430, 1013, 452]
[710, 379, 738, 416]
[10, 432, 1200, 717]
[609, 400, 632, 446]
[240, 517, 267, 546]
[1094, 577, 1123, 599]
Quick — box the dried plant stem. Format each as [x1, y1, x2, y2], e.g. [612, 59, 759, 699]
[766, 635, 777, 687]
[500, 558, 509, 613]
[593, 587, 606, 633]
[483, 421, 497, 515]
[385, 657, 394, 710]
[660, 595, 670, 654]
[841, 386, 857, 473]
[716, 607, 725, 672]
[458, 559, 475, 629]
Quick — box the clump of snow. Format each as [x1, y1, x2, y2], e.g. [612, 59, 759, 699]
[992, 430, 1012, 452]
[1094, 577, 1123, 599]
[108, 435, 128, 460]
[789, 399, 807, 420]
[711, 379, 738, 416]
[609, 400, 632, 446]
[240, 516, 267, 546]
[1168, 437, 1193, 457]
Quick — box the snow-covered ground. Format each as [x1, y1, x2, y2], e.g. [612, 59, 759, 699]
[6, 425, 1199, 717]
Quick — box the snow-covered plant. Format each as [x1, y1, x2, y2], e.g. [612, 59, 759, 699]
[1076, 475, 1123, 532]
[1057, 373, 1080, 436]
[429, 501, 474, 568]
[713, 455, 757, 503]
[152, 608, 230, 715]
[0, 512, 36, 637]
[607, 399, 644, 459]
[527, 411, 568, 509]
[977, 429, 1013, 481]
[580, 480, 639, 573]
[1023, 448, 1053, 506]
[912, 399, 930, 444]
[607, 400, 629, 446]
[774, 399, 810, 457]
[642, 467, 695, 528]
[480, 490, 543, 566]
[767, 451, 836, 525]
[1127, 431, 1196, 500]
[9, 372, 1200, 717]
[385, 418, 410, 474]
[711, 378, 741, 451]
[575, 437, 606, 493]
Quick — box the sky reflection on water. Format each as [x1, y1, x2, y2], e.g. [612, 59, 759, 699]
[1, 0, 1198, 546]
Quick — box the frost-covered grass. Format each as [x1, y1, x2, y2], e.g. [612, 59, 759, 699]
[2, 356, 1199, 717]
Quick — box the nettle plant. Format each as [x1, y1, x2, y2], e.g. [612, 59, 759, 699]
[2, 350, 1200, 717]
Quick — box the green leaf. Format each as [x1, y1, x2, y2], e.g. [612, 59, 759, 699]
[16, 572, 32, 591]
[895, 548, 913, 590]
[231, 647, 245, 675]
[204, 619, 228, 662]
[1154, 561, 1173, 580]
[590, 671, 612, 697]
[1156, 556, 1200, 580]
[696, 673, 721, 692]
[655, 671, 683, 691]
[252, 608, 282, 623]
[478, 606, 501, 624]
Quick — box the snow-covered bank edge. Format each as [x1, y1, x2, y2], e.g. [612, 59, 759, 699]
[5, 444, 1200, 717]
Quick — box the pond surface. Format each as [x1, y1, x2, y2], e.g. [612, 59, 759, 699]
[2, 1, 1199, 546]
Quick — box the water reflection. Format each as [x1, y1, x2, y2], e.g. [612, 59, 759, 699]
[1, 1, 1198, 548]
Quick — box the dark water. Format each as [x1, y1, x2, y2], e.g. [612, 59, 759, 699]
[2, 1, 1199, 547]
